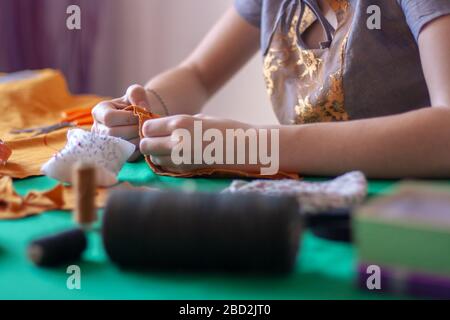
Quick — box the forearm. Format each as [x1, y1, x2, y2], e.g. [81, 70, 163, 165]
[144, 65, 210, 116]
[144, 7, 259, 117]
[279, 107, 450, 178]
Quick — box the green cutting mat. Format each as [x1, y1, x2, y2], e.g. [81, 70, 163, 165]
[0, 160, 400, 300]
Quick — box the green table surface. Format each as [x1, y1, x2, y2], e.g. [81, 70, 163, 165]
[0, 160, 414, 300]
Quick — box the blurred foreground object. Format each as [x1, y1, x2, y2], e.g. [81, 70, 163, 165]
[103, 190, 302, 274]
[28, 229, 87, 267]
[26, 189, 356, 274]
[0, 174, 145, 220]
[226, 171, 368, 214]
[355, 182, 450, 298]
[73, 162, 98, 229]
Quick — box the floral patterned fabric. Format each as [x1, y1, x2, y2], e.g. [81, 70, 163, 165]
[235, 0, 450, 124]
[263, 0, 351, 124]
[224, 171, 368, 214]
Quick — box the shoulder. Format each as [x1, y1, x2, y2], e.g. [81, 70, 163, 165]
[234, 0, 264, 28]
[396, 0, 450, 41]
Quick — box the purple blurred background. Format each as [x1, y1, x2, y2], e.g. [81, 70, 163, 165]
[0, 0, 112, 93]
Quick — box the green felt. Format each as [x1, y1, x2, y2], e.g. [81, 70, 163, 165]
[0, 160, 402, 300]
[355, 218, 450, 276]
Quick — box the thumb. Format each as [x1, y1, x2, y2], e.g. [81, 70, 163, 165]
[126, 84, 150, 109]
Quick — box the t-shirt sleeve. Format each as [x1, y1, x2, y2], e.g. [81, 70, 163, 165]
[234, 0, 262, 28]
[399, 0, 450, 41]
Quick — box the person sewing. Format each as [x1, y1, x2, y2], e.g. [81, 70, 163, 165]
[92, 0, 450, 178]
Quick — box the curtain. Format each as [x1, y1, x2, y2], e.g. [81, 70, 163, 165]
[0, 0, 111, 93]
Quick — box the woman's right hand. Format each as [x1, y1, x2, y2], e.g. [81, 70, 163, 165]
[91, 84, 152, 161]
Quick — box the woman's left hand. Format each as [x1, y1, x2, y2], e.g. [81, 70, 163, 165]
[139, 114, 252, 173]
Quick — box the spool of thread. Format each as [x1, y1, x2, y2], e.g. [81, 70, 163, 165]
[306, 208, 352, 242]
[102, 190, 302, 274]
[73, 162, 97, 229]
[27, 229, 87, 267]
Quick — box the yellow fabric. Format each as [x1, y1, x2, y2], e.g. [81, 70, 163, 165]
[0, 69, 104, 178]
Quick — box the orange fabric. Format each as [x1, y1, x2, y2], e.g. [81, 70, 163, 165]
[0, 141, 12, 164]
[0, 175, 153, 220]
[0, 176, 65, 219]
[129, 106, 300, 180]
[0, 69, 104, 178]
[61, 111, 93, 124]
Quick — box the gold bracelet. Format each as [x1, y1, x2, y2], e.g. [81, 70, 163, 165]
[148, 89, 170, 116]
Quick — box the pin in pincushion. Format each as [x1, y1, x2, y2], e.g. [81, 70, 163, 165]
[0, 140, 12, 166]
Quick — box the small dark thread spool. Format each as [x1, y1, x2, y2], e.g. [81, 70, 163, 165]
[27, 228, 87, 267]
[102, 190, 302, 274]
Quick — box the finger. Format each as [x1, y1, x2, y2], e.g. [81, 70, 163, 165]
[94, 123, 139, 140]
[154, 161, 203, 174]
[110, 96, 130, 109]
[149, 155, 174, 167]
[126, 84, 151, 109]
[92, 101, 138, 127]
[92, 102, 112, 124]
[142, 115, 193, 137]
[140, 137, 175, 156]
[194, 113, 214, 120]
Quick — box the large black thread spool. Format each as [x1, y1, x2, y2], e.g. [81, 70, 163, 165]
[102, 190, 302, 273]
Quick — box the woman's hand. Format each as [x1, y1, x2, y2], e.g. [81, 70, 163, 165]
[91, 84, 152, 161]
[140, 114, 257, 174]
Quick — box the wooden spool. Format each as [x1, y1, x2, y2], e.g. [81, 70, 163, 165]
[73, 162, 97, 228]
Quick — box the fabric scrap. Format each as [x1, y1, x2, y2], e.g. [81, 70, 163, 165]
[0, 176, 64, 219]
[0, 175, 153, 220]
[224, 171, 368, 213]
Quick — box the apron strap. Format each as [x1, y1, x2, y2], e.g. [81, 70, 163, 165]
[268, 0, 336, 52]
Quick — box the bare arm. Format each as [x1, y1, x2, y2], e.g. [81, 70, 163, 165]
[141, 15, 450, 178]
[278, 15, 450, 178]
[144, 7, 260, 116]
[92, 7, 260, 160]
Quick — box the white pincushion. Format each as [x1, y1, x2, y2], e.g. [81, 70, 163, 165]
[41, 129, 135, 187]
